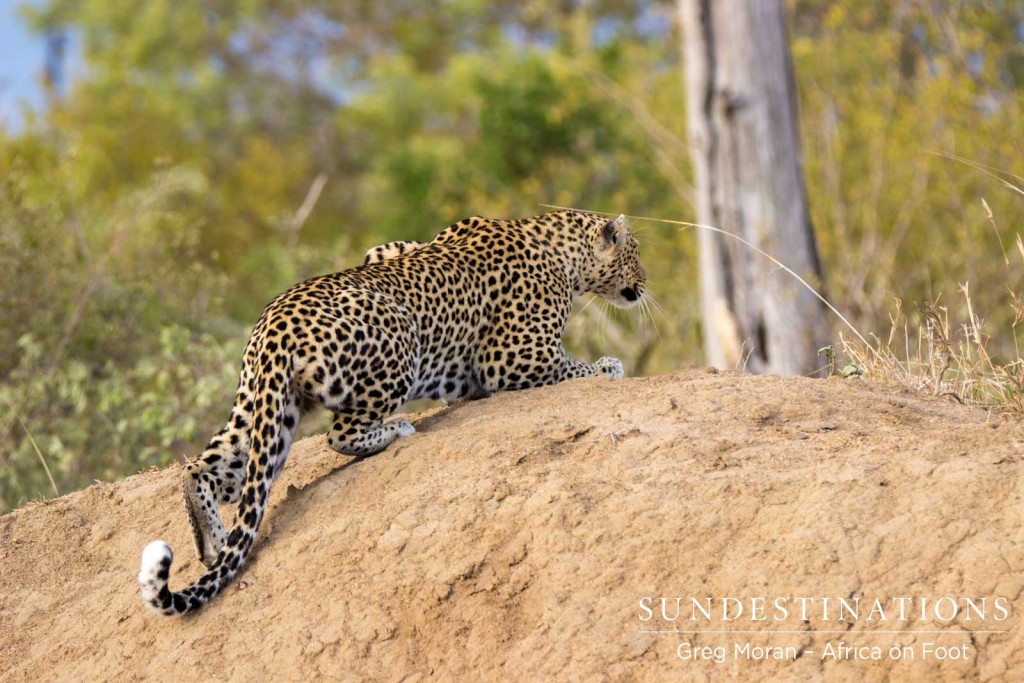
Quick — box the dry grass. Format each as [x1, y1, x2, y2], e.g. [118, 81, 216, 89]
[839, 209, 1023, 417]
[840, 290, 1024, 417]
[840, 159, 1024, 417]
[4, 400, 60, 497]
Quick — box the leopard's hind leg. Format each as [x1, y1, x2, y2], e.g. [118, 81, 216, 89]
[183, 445, 241, 567]
[183, 383, 302, 567]
[323, 347, 416, 456]
[310, 296, 419, 458]
[327, 410, 416, 457]
[182, 364, 258, 567]
[182, 413, 248, 567]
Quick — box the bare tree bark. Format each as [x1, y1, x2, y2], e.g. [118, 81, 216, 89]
[680, 0, 827, 375]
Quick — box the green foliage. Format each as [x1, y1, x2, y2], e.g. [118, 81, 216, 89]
[792, 0, 1024, 357]
[335, 49, 688, 240]
[1, 328, 240, 510]
[0, 164, 242, 510]
[0, 162, 227, 370]
[2, 0, 1023, 510]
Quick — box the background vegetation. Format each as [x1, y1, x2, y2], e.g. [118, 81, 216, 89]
[2, 0, 1022, 511]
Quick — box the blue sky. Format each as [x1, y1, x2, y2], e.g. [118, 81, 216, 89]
[0, 0, 45, 129]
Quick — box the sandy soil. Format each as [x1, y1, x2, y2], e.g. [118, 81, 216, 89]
[1, 369, 1022, 681]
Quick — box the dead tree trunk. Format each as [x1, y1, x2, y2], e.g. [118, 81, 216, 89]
[679, 0, 826, 375]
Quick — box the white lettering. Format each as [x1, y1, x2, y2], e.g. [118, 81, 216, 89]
[638, 597, 653, 622]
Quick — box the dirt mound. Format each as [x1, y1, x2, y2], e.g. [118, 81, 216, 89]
[1, 370, 1022, 681]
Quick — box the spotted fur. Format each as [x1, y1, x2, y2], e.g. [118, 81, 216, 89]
[138, 210, 646, 615]
[363, 240, 428, 265]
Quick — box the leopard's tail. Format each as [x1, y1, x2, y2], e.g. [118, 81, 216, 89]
[138, 354, 292, 616]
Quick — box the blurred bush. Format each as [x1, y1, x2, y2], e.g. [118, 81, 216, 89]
[0, 167, 241, 508]
[1, 0, 1022, 509]
[0, 328, 240, 510]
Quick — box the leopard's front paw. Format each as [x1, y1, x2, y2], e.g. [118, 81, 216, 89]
[595, 356, 624, 379]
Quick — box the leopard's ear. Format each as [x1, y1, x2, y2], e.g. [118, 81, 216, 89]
[599, 214, 626, 251]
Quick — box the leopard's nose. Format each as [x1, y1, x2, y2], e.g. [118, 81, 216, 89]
[620, 287, 639, 302]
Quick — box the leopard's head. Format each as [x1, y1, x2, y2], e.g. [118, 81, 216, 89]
[584, 214, 647, 309]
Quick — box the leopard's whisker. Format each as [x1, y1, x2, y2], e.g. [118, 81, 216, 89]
[641, 297, 661, 340]
[600, 299, 612, 340]
[651, 296, 669, 322]
[570, 294, 599, 326]
[646, 298, 658, 338]
[646, 292, 672, 326]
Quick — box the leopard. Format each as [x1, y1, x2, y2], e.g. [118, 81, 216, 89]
[138, 209, 646, 616]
